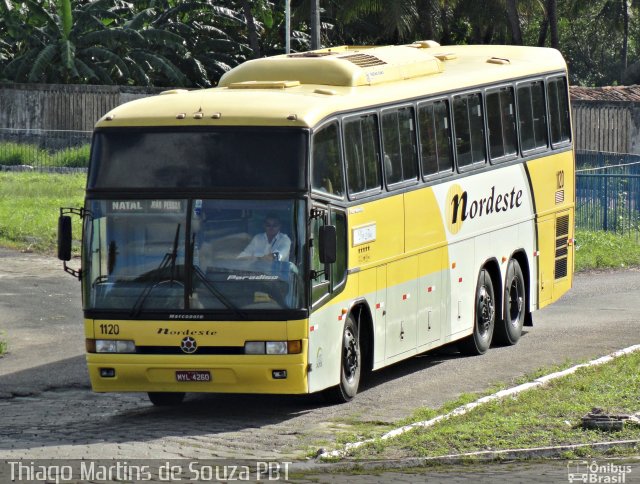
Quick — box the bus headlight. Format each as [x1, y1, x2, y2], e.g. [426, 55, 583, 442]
[244, 340, 302, 355]
[266, 341, 287, 355]
[92, 339, 136, 354]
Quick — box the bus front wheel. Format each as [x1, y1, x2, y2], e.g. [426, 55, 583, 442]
[147, 392, 185, 406]
[494, 259, 525, 345]
[460, 269, 495, 356]
[325, 314, 361, 403]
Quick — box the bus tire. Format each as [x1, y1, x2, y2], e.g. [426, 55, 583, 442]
[147, 392, 185, 406]
[460, 268, 495, 356]
[494, 259, 525, 345]
[325, 314, 361, 403]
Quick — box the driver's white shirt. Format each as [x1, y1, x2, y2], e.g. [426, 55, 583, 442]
[238, 232, 291, 261]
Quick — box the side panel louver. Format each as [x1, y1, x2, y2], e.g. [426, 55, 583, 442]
[554, 215, 569, 279]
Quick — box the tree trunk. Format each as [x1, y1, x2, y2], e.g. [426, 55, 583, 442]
[621, 0, 629, 81]
[505, 0, 522, 45]
[311, 0, 321, 50]
[416, 0, 435, 40]
[242, 1, 261, 58]
[547, 0, 559, 49]
[537, 14, 549, 47]
[440, 4, 452, 45]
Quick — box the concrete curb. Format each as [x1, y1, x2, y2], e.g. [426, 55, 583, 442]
[292, 441, 640, 473]
[318, 344, 640, 460]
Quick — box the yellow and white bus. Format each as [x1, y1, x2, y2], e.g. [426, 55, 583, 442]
[59, 42, 574, 405]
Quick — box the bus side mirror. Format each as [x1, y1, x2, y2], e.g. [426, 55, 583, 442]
[319, 225, 337, 264]
[58, 215, 72, 262]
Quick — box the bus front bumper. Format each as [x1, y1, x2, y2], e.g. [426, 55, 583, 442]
[86, 354, 309, 394]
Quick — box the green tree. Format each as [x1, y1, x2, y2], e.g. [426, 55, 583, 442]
[1, 0, 252, 87]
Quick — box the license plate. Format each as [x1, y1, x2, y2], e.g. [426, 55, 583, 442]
[176, 370, 211, 382]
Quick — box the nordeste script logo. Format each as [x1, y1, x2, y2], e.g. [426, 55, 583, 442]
[446, 184, 524, 234]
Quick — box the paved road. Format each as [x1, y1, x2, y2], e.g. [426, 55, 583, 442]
[0, 249, 639, 481]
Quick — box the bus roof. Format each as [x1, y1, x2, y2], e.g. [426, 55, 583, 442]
[96, 43, 567, 130]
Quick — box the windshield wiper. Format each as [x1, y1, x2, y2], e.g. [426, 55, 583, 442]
[190, 234, 247, 319]
[130, 224, 182, 317]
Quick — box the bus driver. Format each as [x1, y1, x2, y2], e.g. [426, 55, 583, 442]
[238, 214, 291, 262]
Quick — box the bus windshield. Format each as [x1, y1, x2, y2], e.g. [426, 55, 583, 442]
[83, 199, 306, 315]
[88, 128, 308, 191]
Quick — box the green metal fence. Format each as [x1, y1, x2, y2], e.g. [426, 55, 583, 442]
[0, 128, 91, 172]
[576, 151, 640, 240]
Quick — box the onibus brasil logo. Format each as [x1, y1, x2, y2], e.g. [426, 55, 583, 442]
[567, 460, 633, 483]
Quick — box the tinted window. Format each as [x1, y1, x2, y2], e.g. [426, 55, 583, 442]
[547, 77, 571, 145]
[89, 128, 307, 191]
[419, 100, 454, 176]
[487, 87, 518, 161]
[518, 81, 548, 152]
[344, 114, 382, 195]
[453, 93, 486, 168]
[312, 122, 345, 197]
[382, 107, 418, 185]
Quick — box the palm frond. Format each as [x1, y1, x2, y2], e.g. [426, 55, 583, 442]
[28, 43, 58, 82]
[83, 46, 130, 78]
[2, 49, 38, 82]
[125, 8, 156, 30]
[82, 28, 145, 47]
[74, 57, 100, 83]
[125, 55, 152, 86]
[24, 0, 60, 32]
[184, 55, 211, 87]
[130, 49, 187, 86]
[60, 39, 78, 76]
[92, 64, 116, 84]
[192, 23, 231, 39]
[140, 28, 188, 52]
[197, 38, 247, 54]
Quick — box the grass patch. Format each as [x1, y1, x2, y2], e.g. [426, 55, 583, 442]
[348, 351, 640, 460]
[575, 230, 640, 271]
[0, 141, 90, 168]
[0, 172, 85, 253]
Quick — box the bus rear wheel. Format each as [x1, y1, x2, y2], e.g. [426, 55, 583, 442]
[147, 392, 185, 406]
[325, 314, 361, 403]
[494, 259, 525, 345]
[460, 269, 495, 355]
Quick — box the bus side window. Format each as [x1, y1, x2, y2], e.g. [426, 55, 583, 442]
[419, 100, 453, 177]
[487, 87, 518, 162]
[547, 77, 571, 146]
[344, 114, 382, 195]
[312, 122, 345, 197]
[382, 106, 418, 185]
[453, 93, 486, 168]
[518, 81, 548, 152]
